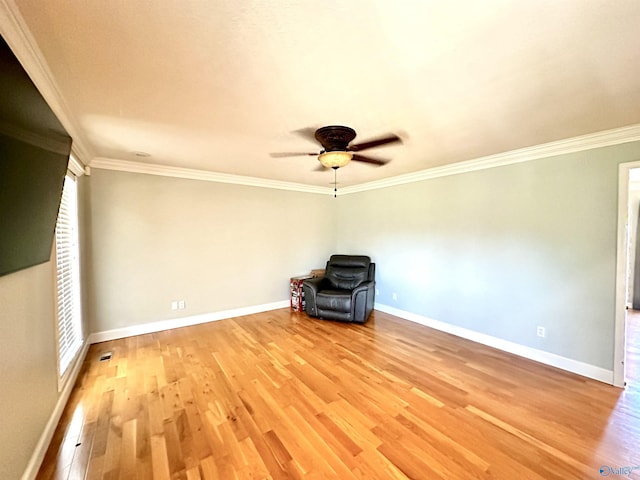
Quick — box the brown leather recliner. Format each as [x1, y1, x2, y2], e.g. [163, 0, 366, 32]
[303, 255, 375, 323]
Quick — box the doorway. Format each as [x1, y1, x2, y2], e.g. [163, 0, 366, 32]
[614, 162, 640, 387]
[626, 310, 640, 390]
[624, 167, 640, 389]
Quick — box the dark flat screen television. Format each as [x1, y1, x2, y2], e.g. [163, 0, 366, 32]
[0, 36, 72, 277]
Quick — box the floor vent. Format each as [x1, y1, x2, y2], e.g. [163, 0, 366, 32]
[99, 352, 113, 362]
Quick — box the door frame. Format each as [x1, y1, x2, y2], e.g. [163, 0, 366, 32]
[614, 161, 640, 386]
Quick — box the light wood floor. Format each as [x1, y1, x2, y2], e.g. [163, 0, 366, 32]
[37, 309, 640, 479]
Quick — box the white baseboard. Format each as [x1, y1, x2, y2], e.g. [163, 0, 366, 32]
[21, 338, 91, 480]
[375, 303, 614, 385]
[88, 300, 290, 344]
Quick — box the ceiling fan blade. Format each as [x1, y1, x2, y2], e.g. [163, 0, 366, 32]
[349, 134, 402, 152]
[352, 153, 389, 166]
[269, 152, 317, 158]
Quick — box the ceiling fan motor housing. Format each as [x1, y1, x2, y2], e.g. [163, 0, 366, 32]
[314, 125, 356, 152]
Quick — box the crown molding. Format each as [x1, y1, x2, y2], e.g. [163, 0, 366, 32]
[0, 0, 93, 165]
[90, 157, 332, 195]
[91, 123, 640, 196]
[68, 155, 85, 177]
[340, 123, 640, 195]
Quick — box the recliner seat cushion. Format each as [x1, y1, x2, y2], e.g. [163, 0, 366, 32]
[316, 289, 352, 312]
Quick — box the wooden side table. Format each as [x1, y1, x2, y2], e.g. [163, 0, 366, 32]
[290, 275, 312, 312]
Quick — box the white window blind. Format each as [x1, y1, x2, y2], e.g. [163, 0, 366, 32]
[55, 173, 82, 377]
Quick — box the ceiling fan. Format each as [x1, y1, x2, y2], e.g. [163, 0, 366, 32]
[270, 125, 403, 196]
[270, 125, 402, 168]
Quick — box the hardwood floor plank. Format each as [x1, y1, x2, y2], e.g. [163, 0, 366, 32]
[36, 309, 640, 479]
[163, 416, 187, 476]
[351, 447, 411, 480]
[150, 434, 171, 480]
[283, 404, 357, 479]
[102, 416, 122, 479]
[315, 411, 363, 458]
[396, 410, 490, 473]
[324, 399, 381, 448]
[198, 455, 220, 480]
[118, 418, 137, 479]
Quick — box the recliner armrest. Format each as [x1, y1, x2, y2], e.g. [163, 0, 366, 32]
[302, 276, 327, 294]
[352, 280, 374, 295]
[302, 276, 329, 317]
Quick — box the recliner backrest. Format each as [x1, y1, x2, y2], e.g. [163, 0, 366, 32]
[325, 255, 372, 290]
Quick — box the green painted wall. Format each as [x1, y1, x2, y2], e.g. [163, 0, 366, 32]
[0, 262, 59, 480]
[85, 170, 336, 333]
[335, 141, 640, 369]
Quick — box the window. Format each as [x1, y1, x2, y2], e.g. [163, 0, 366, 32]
[55, 173, 83, 382]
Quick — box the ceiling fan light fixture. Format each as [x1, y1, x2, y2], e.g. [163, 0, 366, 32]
[318, 150, 353, 169]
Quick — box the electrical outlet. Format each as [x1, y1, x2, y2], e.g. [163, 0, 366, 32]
[178, 300, 186, 309]
[537, 326, 546, 338]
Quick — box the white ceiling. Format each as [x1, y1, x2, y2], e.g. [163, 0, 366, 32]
[3, 0, 640, 188]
